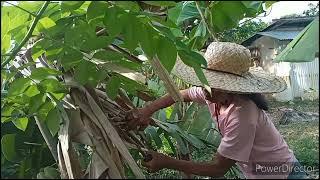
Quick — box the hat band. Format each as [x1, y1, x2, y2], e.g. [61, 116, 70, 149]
[203, 67, 244, 77]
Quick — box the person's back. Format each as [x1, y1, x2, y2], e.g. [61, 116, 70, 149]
[189, 87, 296, 178]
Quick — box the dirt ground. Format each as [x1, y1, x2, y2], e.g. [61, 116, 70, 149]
[267, 97, 319, 179]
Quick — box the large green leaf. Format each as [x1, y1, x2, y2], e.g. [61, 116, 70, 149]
[168, 2, 200, 25]
[87, 1, 108, 24]
[171, 133, 189, 155]
[12, 118, 29, 131]
[1, 134, 18, 162]
[74, 60, 106, 87]
[24, 85, 40, 97]
[81, 36, 114, 52]
[37, 101, 55, 121]
[60, 47, 83, 70]
[61, 1, 85, 12]
[103, 6, 125, 37]
[37, 17, 56, 32]
[156, 36, 177, 73]
[30, 67, 62, 81]
[93, 50, 125, 62]
[139, 24, 158, 58]
[122, 14, 141, 52]
[1, 106, 14, 123]
[28, 93, 47, 114]
[7, 78, 31, 97]
[39, 79, 67, 94]
[46, 108, 61, 136]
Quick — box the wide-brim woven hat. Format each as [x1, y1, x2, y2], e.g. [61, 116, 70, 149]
[172, 42, 287, 94]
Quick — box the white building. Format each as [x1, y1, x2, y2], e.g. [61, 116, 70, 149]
[242, 16, 319, 101]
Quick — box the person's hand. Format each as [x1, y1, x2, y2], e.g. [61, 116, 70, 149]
[142, 151, 172, 173]
[125, 107, 153, 130]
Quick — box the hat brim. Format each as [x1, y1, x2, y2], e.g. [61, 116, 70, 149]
[172, 60, 287, 94]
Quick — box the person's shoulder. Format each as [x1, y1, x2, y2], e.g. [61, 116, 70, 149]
[230, 95, 260, 122]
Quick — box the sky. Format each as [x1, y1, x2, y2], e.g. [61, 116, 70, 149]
[256, 1, 318, 23]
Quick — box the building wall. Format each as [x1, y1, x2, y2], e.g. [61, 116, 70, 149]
[250, 36, 319, 101]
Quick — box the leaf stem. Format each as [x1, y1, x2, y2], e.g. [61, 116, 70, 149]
[4, 1, 37, 17]
[195, 1, 218, 42]
[1, 1, 50, 67]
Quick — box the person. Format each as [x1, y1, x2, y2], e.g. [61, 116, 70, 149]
[127, 42, 308, 179]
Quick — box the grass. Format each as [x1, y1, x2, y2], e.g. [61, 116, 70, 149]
[279, 121, 319, 168]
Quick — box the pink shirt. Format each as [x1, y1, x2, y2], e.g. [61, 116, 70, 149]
[188, 87, 296, 179]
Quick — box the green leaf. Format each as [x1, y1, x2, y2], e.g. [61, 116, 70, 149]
[28, 93, 47, 114]
[156, 36, 177, 73]
[39, 79, 67, 94]
[7, 78, 31, 97]
[145, 126, 163, 149]
[37, 101, 55, 121]
[139, 24, 158, 58]
[1, 106, 14, 123]
[163, 133, 176, 154]
[24, 85, 40, 97]
[195, 20, 206, 37]
[193, 64, 209, 86]
[60, 47, 83, 70]
[87, 1, 108, 24]
[122, 15, 141, 52]
[81, 36, 114, 51]
[93, 50, 124, 62]
[115, 1, 140, 12]
[241, 1, 264, 17]
[171, 133, 189, 155]
[106, 76, 121, 100]
[37, 17, 56, 32]
[168, 2, 200, 25]
[74, 60, 105, 87]
[61, 1, 85, 12]
[46, 108, 61, 136]
[12, 118, 29, 131]
[177, 50, 207, 67]
[31, 39, 52, 60]
[208, 1, 264, 32]
[30, 67, 62, 81]
[1, 134, 18, 162]
[103, 6, 124, 37]
[142, 1, 176, 7]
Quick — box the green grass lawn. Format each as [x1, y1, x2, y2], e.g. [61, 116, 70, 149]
[279, 121, 319, 178]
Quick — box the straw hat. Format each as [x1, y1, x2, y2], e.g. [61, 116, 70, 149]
[172, 42, 287, 94]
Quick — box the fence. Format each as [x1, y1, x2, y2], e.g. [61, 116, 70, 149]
[273, 58, 319, 101]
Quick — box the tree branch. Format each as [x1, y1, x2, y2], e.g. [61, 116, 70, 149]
[195, 1, 218, 42]
[34, 116, 58, 162]
[1, 1, 50, 67]
[107, 44, 143, 64]
[4, 1, 37, 17]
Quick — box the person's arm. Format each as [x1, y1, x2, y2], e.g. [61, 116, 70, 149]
[142, 89, 192, 116]
[142, 151, 236, 178]
[126, 89, 192, 129]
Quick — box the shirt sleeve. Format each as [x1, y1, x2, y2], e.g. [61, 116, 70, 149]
[187, 86, 207, 104]
[217, 105, 258, 163]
